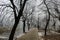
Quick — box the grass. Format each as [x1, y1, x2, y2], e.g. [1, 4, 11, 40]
[42, 34, 60, 40]
[0, 27, 11, 34]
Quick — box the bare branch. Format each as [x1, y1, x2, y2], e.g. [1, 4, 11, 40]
[38, 1, 43, 6]
[0, 4, 13, 8]
[10, 0, 17, 19]
[27, 8, 35, 17]
[18, 0, 28, 18]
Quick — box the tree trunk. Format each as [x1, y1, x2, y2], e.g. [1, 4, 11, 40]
[9, 18, 20, 40]
[45, 16, 50, 36]
[44, 0, 50, 36]
[27, 20, 30, 31]
[23, 20, 26, 33]
[28, 23, 30, 31]
[38, 25, 39, 30]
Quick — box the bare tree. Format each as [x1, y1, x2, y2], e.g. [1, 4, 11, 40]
[8, 0, 27, 40]
[22, 6, 35, 33]
[43, 0, 50, 36]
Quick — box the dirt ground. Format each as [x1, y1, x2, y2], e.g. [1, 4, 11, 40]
[0, 27, 60, 40]
[39, 30, 60, 40]
[40, 34, 60, 40]
[16, 28, 39, 40]
[16, 28, 60, 40]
